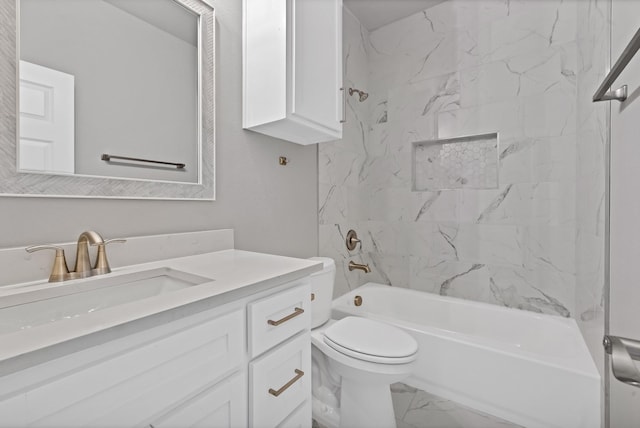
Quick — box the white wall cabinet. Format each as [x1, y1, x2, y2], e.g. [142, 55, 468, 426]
[243, 0, 343, 145]
[0, 279, 312, 428]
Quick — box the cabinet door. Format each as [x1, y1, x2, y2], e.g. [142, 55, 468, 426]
[291, 0, 343, 136]
[276, 401, 311, 428]
[0, 309, 244, 427]
[243, 0, 343, 144]
[152, 372, 247, 428]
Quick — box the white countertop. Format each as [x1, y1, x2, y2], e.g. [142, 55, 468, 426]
[0, 249, 322, 375]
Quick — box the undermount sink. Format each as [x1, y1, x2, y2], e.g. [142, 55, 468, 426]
[0, 268, 213, 335]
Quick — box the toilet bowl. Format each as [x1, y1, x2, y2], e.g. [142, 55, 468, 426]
[309, 257, 418, 428]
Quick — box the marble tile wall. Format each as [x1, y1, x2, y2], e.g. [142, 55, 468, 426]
[319, 7, 371, 297]
[320, 0, 600, 319]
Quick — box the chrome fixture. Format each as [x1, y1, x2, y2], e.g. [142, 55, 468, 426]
[354, 295, 363, 306]
[279, 156, 289, 166]
[348, 261, 371, 273]
[593, 27, 640, 102]
[348, 87, 369, 102]
[604, 335, 640, 387]
[345, 229, 361, 251]
[25, 231, 126, 282]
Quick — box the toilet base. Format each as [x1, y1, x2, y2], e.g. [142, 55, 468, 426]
[312, 395, 340, 428]
[339, 378, 396, 428]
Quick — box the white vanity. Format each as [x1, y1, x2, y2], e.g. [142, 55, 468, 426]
[0, 230, 321, 428]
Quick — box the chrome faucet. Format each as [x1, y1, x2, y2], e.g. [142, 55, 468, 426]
[348, 261, 371, 273]
[25, 231, 126, 282]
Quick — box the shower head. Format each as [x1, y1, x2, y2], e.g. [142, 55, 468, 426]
[348, 87, 369, 102]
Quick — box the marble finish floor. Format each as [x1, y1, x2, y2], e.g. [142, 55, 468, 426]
[314, 383, 521, 428]
[390, 384, 521, 428]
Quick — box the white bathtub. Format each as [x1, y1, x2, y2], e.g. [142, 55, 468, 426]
[331, 283, 600, 428]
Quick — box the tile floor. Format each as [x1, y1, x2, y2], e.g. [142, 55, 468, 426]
[314, 383, 521, 428]
[390, 384, 521, 428]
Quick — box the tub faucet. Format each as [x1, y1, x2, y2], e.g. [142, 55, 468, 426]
[74, 231, 104, 278]
[348, 261, 371, 273]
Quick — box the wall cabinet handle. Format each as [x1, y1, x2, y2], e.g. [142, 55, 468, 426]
[340, 87, 347, 123]
[267, 307, 304, 326]
[268, 369, 304, 397]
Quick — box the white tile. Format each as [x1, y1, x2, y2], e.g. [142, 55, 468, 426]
[522, 91, 576, 138]
[410, 191, 459, 223]
[499, 135, 576, 184]
[408, 223, 461, 263]
[388, 73, 460, 123]
[318, 183, 348, 225]
[409, 258, 490, 298]
[437, 100, 522, 140]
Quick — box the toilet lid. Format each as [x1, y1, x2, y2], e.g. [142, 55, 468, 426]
[323, 317, 418, 364]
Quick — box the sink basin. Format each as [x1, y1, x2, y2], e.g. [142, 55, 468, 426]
[0, 268, 213, 335]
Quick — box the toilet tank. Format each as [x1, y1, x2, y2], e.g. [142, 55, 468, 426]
[308, 257, 336, 328]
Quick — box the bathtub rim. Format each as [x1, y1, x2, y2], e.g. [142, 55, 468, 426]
[332, 283, 600, 379]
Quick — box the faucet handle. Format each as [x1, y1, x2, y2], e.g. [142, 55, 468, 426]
[25, 245, 70, 282]
[93, 239, 126, 275]
[346, 230, 362, 251]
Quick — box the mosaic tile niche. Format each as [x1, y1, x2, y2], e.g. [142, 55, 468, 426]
[412, 133, 499, 191]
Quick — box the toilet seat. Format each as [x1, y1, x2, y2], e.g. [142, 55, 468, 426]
[323, 317, 418, 365]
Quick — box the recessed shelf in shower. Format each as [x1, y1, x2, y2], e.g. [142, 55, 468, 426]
[411, 132, 499, 191]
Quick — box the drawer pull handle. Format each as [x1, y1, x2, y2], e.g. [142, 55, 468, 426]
[268, 307, 304, 326]
[268, 369, 305, 397]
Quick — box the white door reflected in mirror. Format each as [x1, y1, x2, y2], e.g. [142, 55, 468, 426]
[19, 60, 75, 174]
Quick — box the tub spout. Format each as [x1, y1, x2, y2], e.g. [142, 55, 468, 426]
[348, 261, 371, 273]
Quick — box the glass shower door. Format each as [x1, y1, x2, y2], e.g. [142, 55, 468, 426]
[607, 1, 640, 426]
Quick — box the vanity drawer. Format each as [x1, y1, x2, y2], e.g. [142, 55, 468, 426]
[248, 280, 311, 358]
[15, 309, 244, 427]
[250, 332, 311, 428]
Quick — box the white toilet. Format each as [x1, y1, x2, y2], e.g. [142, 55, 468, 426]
[309, 257, 418, 428]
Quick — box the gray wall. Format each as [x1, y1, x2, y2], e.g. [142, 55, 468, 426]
[1, 0, 319, 258]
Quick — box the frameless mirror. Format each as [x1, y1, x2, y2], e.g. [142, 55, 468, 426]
[0, 0, 215, 199]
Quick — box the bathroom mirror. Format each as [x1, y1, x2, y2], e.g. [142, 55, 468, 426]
[0, 0, 215, 199]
